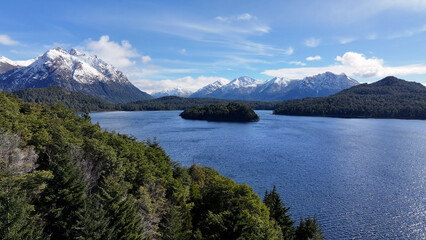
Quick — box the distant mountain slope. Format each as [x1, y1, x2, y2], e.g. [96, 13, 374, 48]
[0, 56, 35, 74]
[0, 47, 152, 103]
[274, 76, 426, 119]
[188, 72, 359, 101]
[13, 86, 118, 112]
[190, 79, 230, 98]
[152, 88, 193, 98]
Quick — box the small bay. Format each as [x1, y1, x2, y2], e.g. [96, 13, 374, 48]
[91, 110, 426, 239]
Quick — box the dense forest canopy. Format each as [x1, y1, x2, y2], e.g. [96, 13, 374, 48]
[13, 86, 280, 112]
[274, 76, 426, 119]
[180, 103, 260, 122]
[0, 90, 322, 239]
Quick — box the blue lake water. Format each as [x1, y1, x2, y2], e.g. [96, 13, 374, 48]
[91, 110, 426, 239]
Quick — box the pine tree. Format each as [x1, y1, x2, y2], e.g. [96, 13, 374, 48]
[295, 215, 323, 240]
[37, 156, 86, 239]
[264, 185, 295, 239]
[98, 175, 142, 240]
[71, 195, 115, 240]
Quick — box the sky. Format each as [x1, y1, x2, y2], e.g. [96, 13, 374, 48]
[1, 0, 426, 93]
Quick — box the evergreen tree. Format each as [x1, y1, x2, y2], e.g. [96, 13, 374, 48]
[99, 175, 142, 240]
[264, 185, 295, 239]
[37, 155, 86, 239]
[71, 195, 115, 240]
[295, 215, 324, 240]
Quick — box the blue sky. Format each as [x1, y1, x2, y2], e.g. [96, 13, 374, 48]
[1, 0, 426, 92]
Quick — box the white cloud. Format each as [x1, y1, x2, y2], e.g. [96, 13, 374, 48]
[83, 35, 139, 68]
[237, 13, 253, 21]
[180, 48, 187, 55]
[262, 51, 426, 79]
[304, 38, 320, 47]
[289, 61, 306, 66]
[215, 16, 227, 22]
[133, 76, 230, 93]
[306, 56, 322, 61]
[141, 55, 152, 64]
[284, 47, 294, 55]
[339, 37, 356, 44]
[0, 35, 20, 46]
[387, 24, 426, 39]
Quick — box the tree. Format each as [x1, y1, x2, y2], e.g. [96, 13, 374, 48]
[295, 215, 324, 240]
[264, 185, 295, 239]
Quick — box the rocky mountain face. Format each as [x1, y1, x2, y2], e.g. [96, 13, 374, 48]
[0, 47, 152, 103]
[188, 72, 359, 101]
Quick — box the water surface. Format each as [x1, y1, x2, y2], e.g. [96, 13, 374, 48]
[91, 110, 426, 239]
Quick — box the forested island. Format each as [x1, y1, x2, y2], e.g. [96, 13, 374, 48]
[180, 103, 260, 122]
[274, 76, 426, 119]
[0, 91, 322, 239]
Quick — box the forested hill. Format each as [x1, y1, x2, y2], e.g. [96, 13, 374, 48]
[274, 76, 426, 119]
[13, 86, 119, 112]
[13, 86, 280, 111]
[0, 91, 323, 239]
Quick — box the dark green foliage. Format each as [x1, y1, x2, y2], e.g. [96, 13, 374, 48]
[274, 76, 426, 119]
[295, 216, 324, 240]
[264, 185, 295, 239]
[13, 86, 281, 111]
[180, 103, 260, 122]
[13, 86, 119, 112]
[123, 96, 280, 111]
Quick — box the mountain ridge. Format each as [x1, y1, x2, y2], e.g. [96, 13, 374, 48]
[0, 47, 152, 103]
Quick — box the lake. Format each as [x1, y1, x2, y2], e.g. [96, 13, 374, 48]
[91, 110, 426, 239]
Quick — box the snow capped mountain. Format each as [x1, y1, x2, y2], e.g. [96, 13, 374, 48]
[0, 47, 152, 103]
[0, 56, 35, 74]
[206, 76, 263, 100]
[190, 79, 230, 98]
[152, 88, 193, 98]
[188, 72, 359, 101]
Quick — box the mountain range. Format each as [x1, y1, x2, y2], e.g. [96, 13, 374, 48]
[153, 72, 360, 101]
[1, 48, 360, 103]
[0, 47, 151, 103]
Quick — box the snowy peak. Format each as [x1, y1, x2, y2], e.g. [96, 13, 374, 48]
[228, 76, 261, 88]
[152, 88, 193, 98]
[0, 56, 35, 74]
[0, 47, 152, 103]
[190, 79, 230, 98]
[301, 72, 358, 90]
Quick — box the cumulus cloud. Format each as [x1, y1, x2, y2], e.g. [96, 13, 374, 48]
[304, 38, 320, 47]
[83, 35, 139, 68]
[306, 56, 322, 61]
[0, 34, 20, 46]
[141, 55, 152, 64]
[133, 76, 230, 93]
[262, 51, 426, 79]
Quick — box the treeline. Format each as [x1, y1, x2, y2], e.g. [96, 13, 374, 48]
[0, 91, 323, 239]
[13, 86, 280, 112]
[180, 103, 260, 122]
[274, 77, 426, 119]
